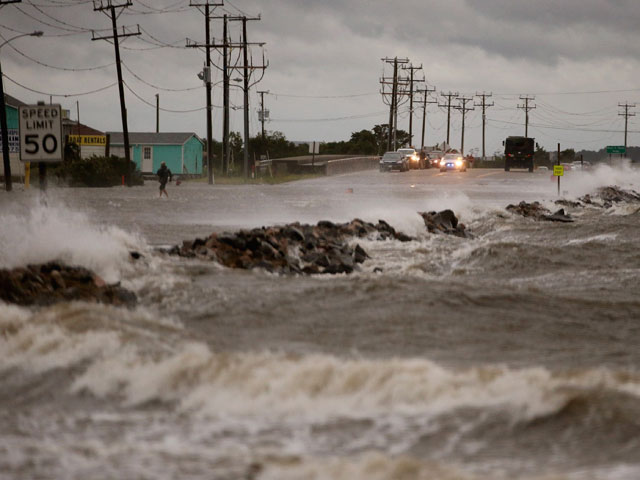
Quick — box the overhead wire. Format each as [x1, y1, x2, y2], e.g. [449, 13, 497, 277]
[2, 71, 117, 97]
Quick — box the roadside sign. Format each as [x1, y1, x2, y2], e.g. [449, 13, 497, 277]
[18, 104, 63, 163]
[0, 129, 19, 153]
[67, 134, 106, 146]
[553, 165, 564, 176]
[308, 141, 319, 154]
[606, 145, 626, 155]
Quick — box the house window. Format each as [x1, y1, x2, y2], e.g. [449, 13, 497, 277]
[143, 147, 151, 160]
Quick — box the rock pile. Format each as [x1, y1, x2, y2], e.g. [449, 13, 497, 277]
[0, 262, 137, 307]
[419, 209, 471, 238]
[506, 201, 574, 222]
[169, 219, 412, 275]
[580, 186, 640, 208]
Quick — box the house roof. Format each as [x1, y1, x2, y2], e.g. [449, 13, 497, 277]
[3, 93, 27, 109]
[63, 119, 104, 136]
[107, 132, 203, 146]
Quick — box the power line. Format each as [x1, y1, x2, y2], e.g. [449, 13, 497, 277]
[121, 61, 201, 91]
[2, 71, 117, 96]
[267, 91, 377, 99]
[271, 110, 389, 123]
[1, 32, 114, 71]
[122, 80, 210, 112]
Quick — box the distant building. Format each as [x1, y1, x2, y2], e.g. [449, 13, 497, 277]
[0, 93, 27, 177]
[108, 132, 204, 175]
[63, 119, 107, 159]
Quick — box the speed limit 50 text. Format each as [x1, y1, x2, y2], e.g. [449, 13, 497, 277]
[18, 104, 63, 163]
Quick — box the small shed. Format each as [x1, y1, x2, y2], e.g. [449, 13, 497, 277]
[107, 132, 204, 175]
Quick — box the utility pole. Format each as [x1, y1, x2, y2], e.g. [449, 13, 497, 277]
[402, 63, 423, 147]
[475, 92, 494, 160]
[380, 57, 409, 151]
[454, 97, 474, 156]
[257, 90, 269, 139]
[618, 102, 636, 153]
[155, 94, 159, 133]
[229, 15, 265, 179]
[439, 92, 459, 147]
[92, 0, 140, 187]
[518, 95, 536, 137]
[416, 86, 436, 150]
[187, 1, 223, 184]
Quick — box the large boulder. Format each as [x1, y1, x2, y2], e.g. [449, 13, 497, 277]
[168, 219, 412, 275]
[419, 210, 471, 238]
[0, 262, 137, 307]
[506, 201, 573, 223]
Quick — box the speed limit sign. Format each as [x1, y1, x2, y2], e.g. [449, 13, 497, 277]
[19, 104, 63, 163]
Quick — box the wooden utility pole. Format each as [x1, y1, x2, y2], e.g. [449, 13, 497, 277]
[454, 97, 474, 155]
[187, 1, 223, 184]
[257, 90, 269, 139]
[416, 86, 436, 150]
[475, 92, 494, 160]
[439, 92, 459, 147]
[402, 63, 423, 147]
[518, 95, 536, 137]
[618, 102, 636, 153]
[229, 15, 265, 178]
[155, 94, 159, 132]
[92, 0, 140, 186]
[380, 57, 409, 151]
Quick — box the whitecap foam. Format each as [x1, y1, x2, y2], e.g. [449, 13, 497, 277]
[0, 198, 146, 283]
[561, 164, 640, 199]
[564, 234, 618, 246]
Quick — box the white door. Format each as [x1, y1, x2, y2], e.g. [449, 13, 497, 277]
[142, 146, 153, 172]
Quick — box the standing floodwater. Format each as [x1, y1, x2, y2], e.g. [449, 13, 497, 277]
[1, 166, 640, 480]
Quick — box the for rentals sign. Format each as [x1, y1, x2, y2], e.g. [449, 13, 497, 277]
[18, 104, 63, 163]
[68, 135, 106, 146]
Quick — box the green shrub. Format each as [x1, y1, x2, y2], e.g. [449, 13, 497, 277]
[52, 155, 143, 187]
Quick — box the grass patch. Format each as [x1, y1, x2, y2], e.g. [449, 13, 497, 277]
[186, 172, 323, 185]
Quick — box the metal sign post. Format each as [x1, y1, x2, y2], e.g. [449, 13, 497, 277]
[19, 103, 64, 191]
[555, 143, 562, 196]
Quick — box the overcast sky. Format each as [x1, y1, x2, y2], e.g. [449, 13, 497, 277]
[2, 0, 640, 155]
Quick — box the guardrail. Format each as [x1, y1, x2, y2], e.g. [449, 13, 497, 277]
[325, 156, 380, 176]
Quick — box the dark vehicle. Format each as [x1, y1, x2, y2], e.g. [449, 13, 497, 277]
[379, 151, 408, 172]
[504, 136, 534, 172]
[397, 148, 424, 169]
[428, 150, 444, 168]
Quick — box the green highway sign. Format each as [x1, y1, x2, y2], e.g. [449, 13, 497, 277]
[606, 145, 626, 154]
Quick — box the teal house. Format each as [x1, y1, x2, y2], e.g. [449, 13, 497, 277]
[0, 94, 26, 178]
[108, 132, 204, 175]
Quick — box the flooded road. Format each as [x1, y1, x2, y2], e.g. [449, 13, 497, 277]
[1, 165, 640, 479]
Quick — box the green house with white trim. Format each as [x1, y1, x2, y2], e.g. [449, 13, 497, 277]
[108, 132, 204, 175]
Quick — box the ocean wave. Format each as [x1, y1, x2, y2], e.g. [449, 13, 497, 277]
[0, 198, 145, 283]
[4, 308, 639, 425]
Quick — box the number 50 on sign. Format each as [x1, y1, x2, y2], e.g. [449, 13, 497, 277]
[19, 104, 63, 163]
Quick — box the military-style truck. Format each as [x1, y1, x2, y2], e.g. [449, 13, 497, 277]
[504, 136, 534, 172]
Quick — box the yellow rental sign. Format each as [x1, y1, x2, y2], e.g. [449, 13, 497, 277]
[68, 135, 107, 146]
[553, 165, 564, 176]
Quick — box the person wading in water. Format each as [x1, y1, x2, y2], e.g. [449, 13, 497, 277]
[157, 162, 172, 198]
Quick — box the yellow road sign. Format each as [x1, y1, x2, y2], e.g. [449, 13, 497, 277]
[67, 135, 107, 146]
[553, 165, 564, 176]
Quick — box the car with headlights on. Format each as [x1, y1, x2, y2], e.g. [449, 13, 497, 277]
[379, 151, 409, 172]
[439, 153, 467, 172]
[397, 148, 424, 169]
